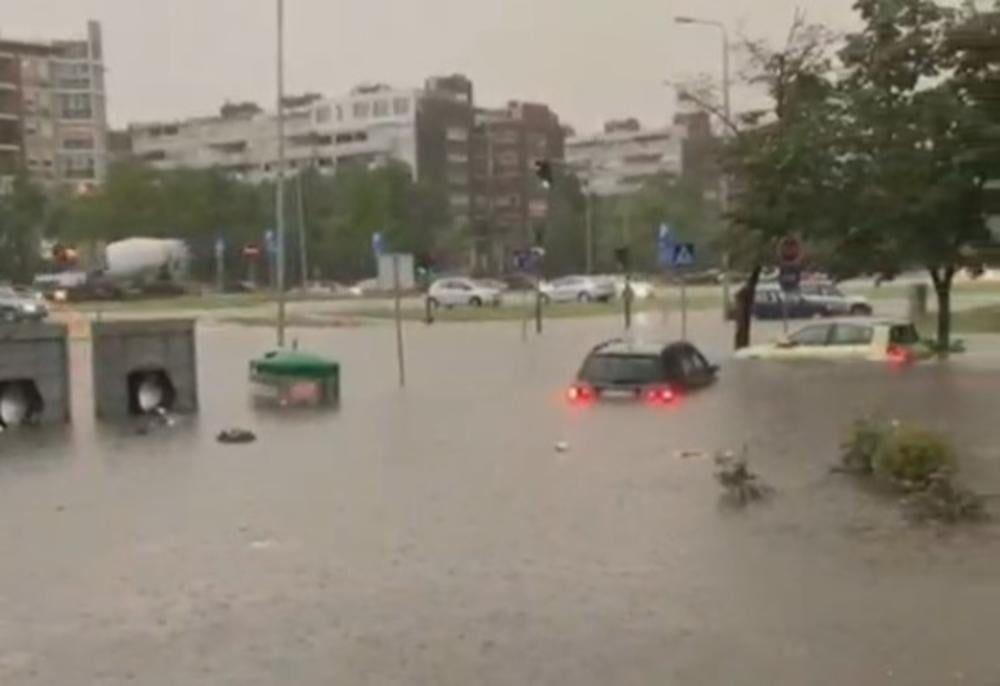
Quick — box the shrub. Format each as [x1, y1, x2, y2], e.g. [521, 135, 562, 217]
[873, 427, 956, 490]
[840, 416, 893, 475]
[903, 474, 987, 525]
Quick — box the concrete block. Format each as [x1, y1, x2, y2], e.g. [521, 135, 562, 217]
[91, 319, 198, 420]
[0, 322, 71, 426]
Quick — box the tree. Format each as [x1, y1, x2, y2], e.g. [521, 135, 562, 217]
[713, 15, 841, 348]
[303, 162, 452, 282]
[836, 0, 995, 348]
[0, 175, 47, 283]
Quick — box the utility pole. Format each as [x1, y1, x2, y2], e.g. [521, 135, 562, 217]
[585, 193, 594, 274]
[675, 16, 732, 321]
[296, 170, 308, 288]
[274, 0, 287, 347]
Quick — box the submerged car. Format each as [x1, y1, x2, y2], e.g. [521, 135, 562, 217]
[568, 339, 718, 404]
[735, 319, 928, 363]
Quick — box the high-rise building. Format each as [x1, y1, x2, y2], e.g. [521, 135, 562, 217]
[566, 118, 684, 198]
[470, 101, 565, 272]
[0, 20, 109, 193]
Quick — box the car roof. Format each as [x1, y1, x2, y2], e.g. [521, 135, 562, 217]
[588, 338, 696, 357]
[798, 317, 912, 327]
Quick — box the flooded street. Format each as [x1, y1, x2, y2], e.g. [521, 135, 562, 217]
[3, 311, 1000, 685]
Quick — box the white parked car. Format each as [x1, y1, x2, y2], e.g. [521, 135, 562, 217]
[427, 278, 503, 308]
[539, 275, 616, 303]
[609, 276, 655, 301]
[735, 319, 928, 363]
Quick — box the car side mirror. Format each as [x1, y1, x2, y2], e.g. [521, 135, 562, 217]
[708, 364, 720, 375]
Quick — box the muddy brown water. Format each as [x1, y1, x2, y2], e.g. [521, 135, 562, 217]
[1, 310, 1000, 685]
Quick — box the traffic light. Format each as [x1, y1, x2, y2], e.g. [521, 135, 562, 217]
[534, 159, 554, 188]
[614, 246, 631, 272]
[533, 226, 545, 248]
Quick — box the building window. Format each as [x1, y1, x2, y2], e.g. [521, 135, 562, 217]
[492, 130, 518, 144]
[316, 106, 332, 123]
[63, 135, 95, 150]
[446, 126, 468, 142]
[61, 155, 96, 180]
[373, 100, 390, 117]
[336, 105, 344, 121]
[352, 101, 370, 119]
[393, 98, 410, 116]
[58, 93, 92, 120]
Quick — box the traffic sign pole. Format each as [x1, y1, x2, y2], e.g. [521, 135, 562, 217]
[681, 274, 688, 340]
[777, 236, 804, 336]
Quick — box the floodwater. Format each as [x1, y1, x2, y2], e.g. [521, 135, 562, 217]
[2, 309, 1000, 685]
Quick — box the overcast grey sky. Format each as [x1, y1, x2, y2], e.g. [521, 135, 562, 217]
[0, 0, 860, 132]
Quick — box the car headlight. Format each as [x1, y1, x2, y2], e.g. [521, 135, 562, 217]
[21, 304, 37, 313]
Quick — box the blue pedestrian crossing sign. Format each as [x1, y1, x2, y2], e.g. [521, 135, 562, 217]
[672, 242, 696, 267]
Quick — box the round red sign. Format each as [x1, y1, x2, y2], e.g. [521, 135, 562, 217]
[777, 236, 803, 265]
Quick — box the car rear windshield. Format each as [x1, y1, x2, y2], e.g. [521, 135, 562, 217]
[580, 354, 662, 384]
[890, 324, 920, 345]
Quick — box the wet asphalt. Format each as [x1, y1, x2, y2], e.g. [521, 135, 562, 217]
[2, 305, 1000, 685]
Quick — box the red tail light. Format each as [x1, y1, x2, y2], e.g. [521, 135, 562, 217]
[887, 344, 912, 364]
[644, 386, 676, 405]
[567, 384, 595, 404]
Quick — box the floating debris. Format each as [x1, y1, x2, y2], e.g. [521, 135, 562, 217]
[714, 447, 771, 505]
[217, 428, 257, 445]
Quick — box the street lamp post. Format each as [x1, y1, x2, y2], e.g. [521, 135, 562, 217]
[675, 16, 732, 320]
[275, 0, 288, 347]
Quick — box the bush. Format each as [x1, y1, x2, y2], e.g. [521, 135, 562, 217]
[903, 475, 987, 524]
[873, 427, 956, 490]
[840, 417, 984, 525]
[840, 416, 893, 475]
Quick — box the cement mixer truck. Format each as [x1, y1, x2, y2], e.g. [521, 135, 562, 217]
[36, 237, 191, 301]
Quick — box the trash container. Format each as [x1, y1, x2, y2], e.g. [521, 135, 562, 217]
[249, 350, 340, 408]
[908, 284, 929, 322]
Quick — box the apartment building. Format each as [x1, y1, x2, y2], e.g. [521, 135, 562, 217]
[470, 101, 565, 271]
[565, 118, 684, 197]
[129, 75, 477, 228]
[0, 20, 109, 193]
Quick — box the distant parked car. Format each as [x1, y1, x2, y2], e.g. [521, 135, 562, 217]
[427, 277, 503, 308]
[749, 283, 871, 320]
[612, 277, 655, 301]
[735, 319, 928, 363]
[0, 286, 48, 323]
[800, 281, 873, 316]
[539, 275, 616, 303]
[476, 278, 509, 293]
[499, 273, 538, 291]
[348, 278, 379, 297]
[750, 285, 829, 319]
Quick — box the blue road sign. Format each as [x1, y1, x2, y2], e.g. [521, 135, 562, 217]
[371, 231, 384, 257]
[671, 242, 696, 267]
[657, 223, 674, 269]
